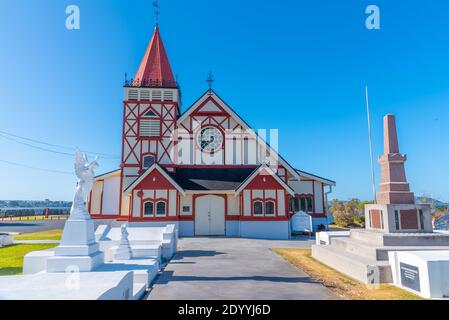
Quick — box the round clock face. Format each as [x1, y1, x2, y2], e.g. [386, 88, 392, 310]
[197, 127, 223, 152]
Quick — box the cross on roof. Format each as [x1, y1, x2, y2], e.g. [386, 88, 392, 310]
[206, 71, 215, 90]
[153, 0, 160, 25]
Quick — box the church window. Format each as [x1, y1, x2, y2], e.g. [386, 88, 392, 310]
[300, 198, 307, 212]
[142, 155, 155, 169]
[253, 201, 263, 216]
[265, 201, 275, 216]
[307, 198, 313, 213]
[290, 195, 314, 213]
[144, 202, 154, 216]
[156, 201, 166, 216]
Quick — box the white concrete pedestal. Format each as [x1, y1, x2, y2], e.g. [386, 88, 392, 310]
[47, 215, 104, 272]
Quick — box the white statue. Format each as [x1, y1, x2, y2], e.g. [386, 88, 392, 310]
[71, 149, 99, 219]
[114, 224, 132, 260]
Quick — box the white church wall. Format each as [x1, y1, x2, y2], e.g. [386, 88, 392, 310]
[179, 195, 193, 216]
[179, 221, 194, 237]
[102, 177, 121, 215]
[314, 181, 324, 214]
[91, 181, 103, 214]
[289, 180, 314, 195]
[226, 221, 240, 237]
[243, 190, 251, 216]
[169, 190, 177, 216]
[277, 190, 286, 216]
[227, 195, 239, 216]
[132, 191, 140, 217]
[240, 221, 289, 240]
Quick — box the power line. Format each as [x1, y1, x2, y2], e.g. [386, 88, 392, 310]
[0, 159, 73, 175]
[0, 130, 120, 159]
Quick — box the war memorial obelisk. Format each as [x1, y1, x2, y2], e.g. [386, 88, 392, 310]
[312, 114, 449, 284]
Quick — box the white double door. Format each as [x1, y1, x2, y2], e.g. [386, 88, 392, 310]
[195, 195, 225, 236]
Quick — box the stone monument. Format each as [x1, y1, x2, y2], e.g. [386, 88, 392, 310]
[47, 150, 105, 272]
[312, 114, 449, 284]
[365, 114, 432, 233]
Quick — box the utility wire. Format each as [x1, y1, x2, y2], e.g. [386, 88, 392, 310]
[0, 130, 120, 159]
[0, 159, 72, 175]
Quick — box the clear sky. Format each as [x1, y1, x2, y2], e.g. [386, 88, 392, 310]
[0, 0, 448, 202]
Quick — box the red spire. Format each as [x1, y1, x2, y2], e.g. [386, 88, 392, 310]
[134, 25, 177, 88]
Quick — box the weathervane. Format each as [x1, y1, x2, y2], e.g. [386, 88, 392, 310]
[153, 0, 160, 25]
[206, 71, 214, 91]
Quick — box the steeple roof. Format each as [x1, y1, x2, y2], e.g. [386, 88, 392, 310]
[134, 25, 177, 88]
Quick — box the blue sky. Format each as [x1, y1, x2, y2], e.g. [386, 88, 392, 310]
[0, 0, 448, 202]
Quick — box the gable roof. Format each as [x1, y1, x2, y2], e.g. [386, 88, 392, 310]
[235, 164, 295, 196]
[178, 89, 302, 181]
[169, 168, 255, 191]
[296, 169, 336, 186]
[123, 163, 185, 196]
[134, 25, 177, 88]
[95, 169, 121, 180]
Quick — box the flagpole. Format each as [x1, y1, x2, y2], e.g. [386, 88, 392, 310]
[365, 85, 377, 202]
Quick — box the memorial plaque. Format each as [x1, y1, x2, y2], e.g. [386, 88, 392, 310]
[400, 262, 421, 292]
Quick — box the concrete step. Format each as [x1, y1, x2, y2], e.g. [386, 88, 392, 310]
[332, 238, 379, 261]
[131, 245, 161, 259]
[311, 245, 393, 284]
[350, 229, 449, 246]
[332, 237, 449, 261]
[350, 229, 385, 245]
[132, 282, 148, 300]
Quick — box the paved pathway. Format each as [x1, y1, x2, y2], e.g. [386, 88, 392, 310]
[148, 237, 336, 300]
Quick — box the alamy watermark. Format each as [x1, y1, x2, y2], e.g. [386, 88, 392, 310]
[66, 5, 80, 30]
[366, 5, 381, 30]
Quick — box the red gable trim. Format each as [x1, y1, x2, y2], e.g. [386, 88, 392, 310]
[245, 169, 286, 190]
[135, 169, 176, 190]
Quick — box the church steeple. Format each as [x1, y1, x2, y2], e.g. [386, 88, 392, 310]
[133, 25, 177, 88]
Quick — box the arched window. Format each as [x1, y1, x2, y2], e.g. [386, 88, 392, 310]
[156, 201, 166, 216]
[144, 202, 154, 216]
[142, 155, 155, 169]
[265, 201, 275, 216]
[253, 201, 263, 216]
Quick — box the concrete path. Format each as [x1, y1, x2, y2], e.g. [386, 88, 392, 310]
[148, 237, 337, 300]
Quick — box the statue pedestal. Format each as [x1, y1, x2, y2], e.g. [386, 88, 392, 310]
[47, 212, 104, 273]
[365, 204, 432, 233]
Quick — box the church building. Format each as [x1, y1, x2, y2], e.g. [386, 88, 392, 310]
[88, 21, 336, 240]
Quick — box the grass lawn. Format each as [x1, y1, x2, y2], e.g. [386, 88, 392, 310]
[14, 230, 63, 241]
[273, 248, 424, 300]
[0, 244, 58, 276]
[1, 215, 68, 222]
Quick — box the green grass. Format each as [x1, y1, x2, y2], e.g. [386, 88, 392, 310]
[1, 215, 68, 222]
[14, 230, 63, 241]
[0, 244, 58, 276]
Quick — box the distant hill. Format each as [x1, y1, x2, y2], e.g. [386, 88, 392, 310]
[415, 196, 448, 208]
[0, 200, 72, 209]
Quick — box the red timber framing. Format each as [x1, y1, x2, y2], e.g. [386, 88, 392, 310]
[122, 165, 183, 222]
[120, 99, 179, 219]
[237, 168, 294, 222]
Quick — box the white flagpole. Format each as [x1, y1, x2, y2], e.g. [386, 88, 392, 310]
[365, 86, 377, 202]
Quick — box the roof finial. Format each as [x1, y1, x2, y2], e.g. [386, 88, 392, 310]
[153, 0, 160, 26]
[206, 71, 214, 91]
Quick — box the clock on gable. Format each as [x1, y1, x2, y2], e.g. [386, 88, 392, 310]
[197, 126, 224, 152]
